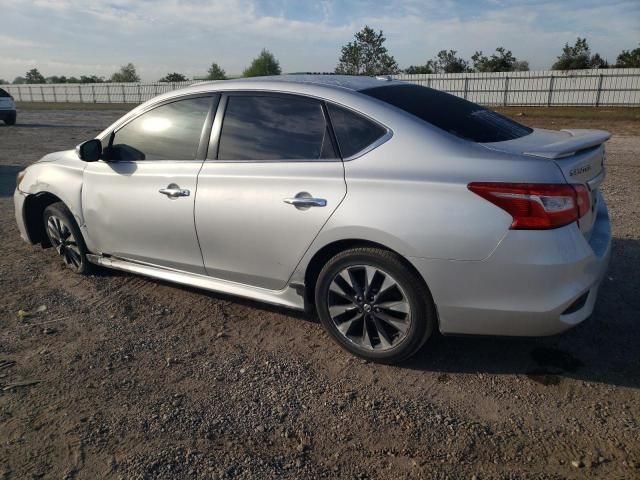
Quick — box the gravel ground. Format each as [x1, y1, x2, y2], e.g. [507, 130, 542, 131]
[0, 108, 639, 480]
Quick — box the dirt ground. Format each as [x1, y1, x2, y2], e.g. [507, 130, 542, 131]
[0, 107, 639, 480]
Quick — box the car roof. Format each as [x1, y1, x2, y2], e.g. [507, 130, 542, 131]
[195, 74, 401, 92]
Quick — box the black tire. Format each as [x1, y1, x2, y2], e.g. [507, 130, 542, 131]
[43, 202, 92, 274]
[315, 247, 436, 363]
[4, 112, 16, 125]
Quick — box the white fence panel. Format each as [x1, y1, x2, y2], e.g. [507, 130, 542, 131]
[1, 69, 639, 106]
[393, 68, 640, 106]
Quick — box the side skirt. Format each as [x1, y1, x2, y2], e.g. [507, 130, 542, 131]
[86, 254, 305, 310]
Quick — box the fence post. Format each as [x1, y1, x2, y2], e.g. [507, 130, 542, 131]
[137, 84, 142, 103]
[29, 86, 33, 102]
[503, 76, 509, 106]
[547, 75, 555, 107]
[595, 73, 604, 107]
[52, 86, 57, 102]
[463, 77, 469, 100]
[106, 84, 111, 103]
[78, 85, 83, 103]
[91, 84, 96, 103]
[40, 85, 45, 102]
[17, 86, 23, 101]
[121, 84, 126, 103]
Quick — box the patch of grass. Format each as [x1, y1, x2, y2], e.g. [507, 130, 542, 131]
[494, 106, 640, 121]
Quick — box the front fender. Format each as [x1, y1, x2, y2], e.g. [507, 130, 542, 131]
[19, 151, 89, 247]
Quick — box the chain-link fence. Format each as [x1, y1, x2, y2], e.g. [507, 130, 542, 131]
[2, 68, 639, 106]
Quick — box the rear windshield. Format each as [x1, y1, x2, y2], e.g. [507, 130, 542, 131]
[361, 84, 532, 143]
[0, 88, 11, 98]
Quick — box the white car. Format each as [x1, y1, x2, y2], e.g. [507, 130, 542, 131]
[0, 88, 17, 125]
[14, 76, 611, 363]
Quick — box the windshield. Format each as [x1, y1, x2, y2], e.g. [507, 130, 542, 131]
[361, 84, 532, 143]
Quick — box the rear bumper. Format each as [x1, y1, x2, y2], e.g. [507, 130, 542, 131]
[410, 193, 612, 336]
[14, 189, 30, 243]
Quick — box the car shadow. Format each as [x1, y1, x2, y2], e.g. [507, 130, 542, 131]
[0, 164, 23, 197]
[88, 237, 639, 389]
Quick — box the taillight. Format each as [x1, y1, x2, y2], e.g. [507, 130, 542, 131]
[574, 184, 590, 218]
[468, 182, 588, 230]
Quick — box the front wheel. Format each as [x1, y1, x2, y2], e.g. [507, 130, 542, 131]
[315, 247, 436, 363]
[43, 202, 92, 274]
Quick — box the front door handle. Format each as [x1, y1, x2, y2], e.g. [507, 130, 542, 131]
[159, 183, 190, 199]
[284, 192, 327, 209]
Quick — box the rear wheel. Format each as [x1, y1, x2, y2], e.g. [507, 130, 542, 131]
[43, 202, 92, 274]
[315, 247, 435, 363]
[4, 112, 16, 125]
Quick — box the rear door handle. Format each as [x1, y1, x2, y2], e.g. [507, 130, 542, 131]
[284, 195, 327, 208]
[159, 183, 190, 198]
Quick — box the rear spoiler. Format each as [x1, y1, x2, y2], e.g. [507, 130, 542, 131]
[524, 129, 611, 159]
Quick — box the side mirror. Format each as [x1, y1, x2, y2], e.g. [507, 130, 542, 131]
[76, 139, 102, 162]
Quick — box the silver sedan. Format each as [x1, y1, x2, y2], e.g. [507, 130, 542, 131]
[14, 75, 612, 363]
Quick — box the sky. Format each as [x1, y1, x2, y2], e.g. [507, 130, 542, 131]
[1, 0, 638, 82]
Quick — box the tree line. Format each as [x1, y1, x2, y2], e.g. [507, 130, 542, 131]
[337, 27, 639, 75]
[1, 29, 638, 85]
[1, 49, 281, 85]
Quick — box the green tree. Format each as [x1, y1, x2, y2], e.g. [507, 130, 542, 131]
[159, 72, 188, 82]
[431, 50, 471, 73]
[552, 38, 607, 70]
[12, 76, 26, 84]
[243, 49, 281, 77]
[110, 63, 140, 82]
[616, 45, 640, 67]
[46, 75, 67, 84]
[0, 79, 7, 85]
[205, 62, 226, 80]
[404, 64, 434, 74]
[513, 60, 530, 71]
[589, 53, 608, 69]
[335, 26, 399, 75]
[80, 75, 105, 83]
[471, 47, 529, 72]
[25, 68, 46, 84]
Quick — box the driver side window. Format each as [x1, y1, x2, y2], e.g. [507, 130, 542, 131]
[106, 96, 212, 161]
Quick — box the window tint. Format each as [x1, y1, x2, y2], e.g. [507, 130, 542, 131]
[107, 97, 211, 161]
[361, 84, 532, 143]
[217, 95, 336, 160]
[0, 88, 12, 98]
[326, 104, 387, 158]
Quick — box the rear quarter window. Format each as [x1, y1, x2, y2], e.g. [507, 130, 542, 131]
[361, 84, 532, 143]
[326, 103, 387, 158]
[0, 88, 12, 98]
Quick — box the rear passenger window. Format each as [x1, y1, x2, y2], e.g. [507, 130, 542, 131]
[327, 104, 387, 158]
[0, 88, 12, 98]
[217, 95, 336, 160]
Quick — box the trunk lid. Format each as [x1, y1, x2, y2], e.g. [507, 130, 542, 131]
[481, 128, 610, 238]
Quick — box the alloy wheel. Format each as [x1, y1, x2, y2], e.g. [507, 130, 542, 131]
[327, 265, 412, 351]
[46, 215, 82, 270]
